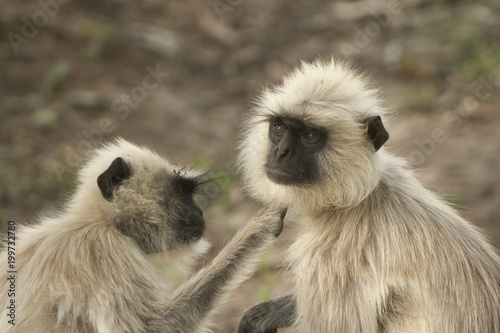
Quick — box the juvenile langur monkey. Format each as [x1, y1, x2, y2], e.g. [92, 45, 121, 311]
[0, 139, 285, 333]
[237, 59, 500, 332]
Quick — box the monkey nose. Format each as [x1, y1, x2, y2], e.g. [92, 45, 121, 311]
[183, 212, 205, 240]
[276, 133, 295, 160]
[277, 146, 291, 159]
[184, 209, 204, 227]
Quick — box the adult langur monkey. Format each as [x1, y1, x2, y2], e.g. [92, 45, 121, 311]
[237, 59, 500, 332]
[0, 139, 285, 333]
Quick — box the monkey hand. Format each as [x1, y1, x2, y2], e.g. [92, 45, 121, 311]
[253, 205, 287, 237]
[238, 294, 295, 333]
[238, 303, 278, 333]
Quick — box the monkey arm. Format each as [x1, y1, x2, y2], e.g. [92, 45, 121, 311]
[237, 293, 296, 333]
[159, 206, 286, 332]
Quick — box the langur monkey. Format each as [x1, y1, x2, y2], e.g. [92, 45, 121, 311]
[237, 59, 500, 332]
[0, 139, 285, 333]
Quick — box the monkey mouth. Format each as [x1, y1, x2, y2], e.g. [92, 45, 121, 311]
[183, 221, 205, 241]
[265, 167, 301, 185]
[266, 167, 293, 176]
[265, 165, 314, 187]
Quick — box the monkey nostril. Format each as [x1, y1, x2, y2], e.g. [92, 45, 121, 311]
[276, 146, 291, 159]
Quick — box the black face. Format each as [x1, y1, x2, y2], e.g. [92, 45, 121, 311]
[171, 175, 206, 243]
[266, 116, 327, 186]
[98, 158, 208, 254]
[115, 174, 206, 254]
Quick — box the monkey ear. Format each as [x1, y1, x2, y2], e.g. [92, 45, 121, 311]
[97, 157, 132, 202]
[363, 115, 389, 152]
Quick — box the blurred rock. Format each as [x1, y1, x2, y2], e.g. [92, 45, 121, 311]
[332, 1, 391, 21]
[65, 89, 104, 109]
[129, 23, 183, 58]
[432, 85, 461, 112]
[331, 0, 422, 22]
[33, 106, 59, 127]
[469, 4, 495, 23]
[197, 11, 240, 46]
[383, 41, 402, 72]
[305, 14, 334, 33]
[232, 45, 263, 65]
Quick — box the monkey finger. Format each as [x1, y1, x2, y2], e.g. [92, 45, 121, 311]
[268, 206, 287, 237]
[252, 205, 287, 237]
[272, 218, 284, 237]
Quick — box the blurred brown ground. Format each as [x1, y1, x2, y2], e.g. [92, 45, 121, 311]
[1, 0, 500, 331]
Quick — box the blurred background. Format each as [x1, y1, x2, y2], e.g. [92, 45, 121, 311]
[1, 0, 500, 331]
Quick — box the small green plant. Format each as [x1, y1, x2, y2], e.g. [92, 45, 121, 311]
[41, 60, 69, 97]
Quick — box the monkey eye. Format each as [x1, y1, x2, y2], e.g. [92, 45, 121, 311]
[176, 188, 183, 196]
[273, 123, 286, 135]
[303, 131, 320, 143]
